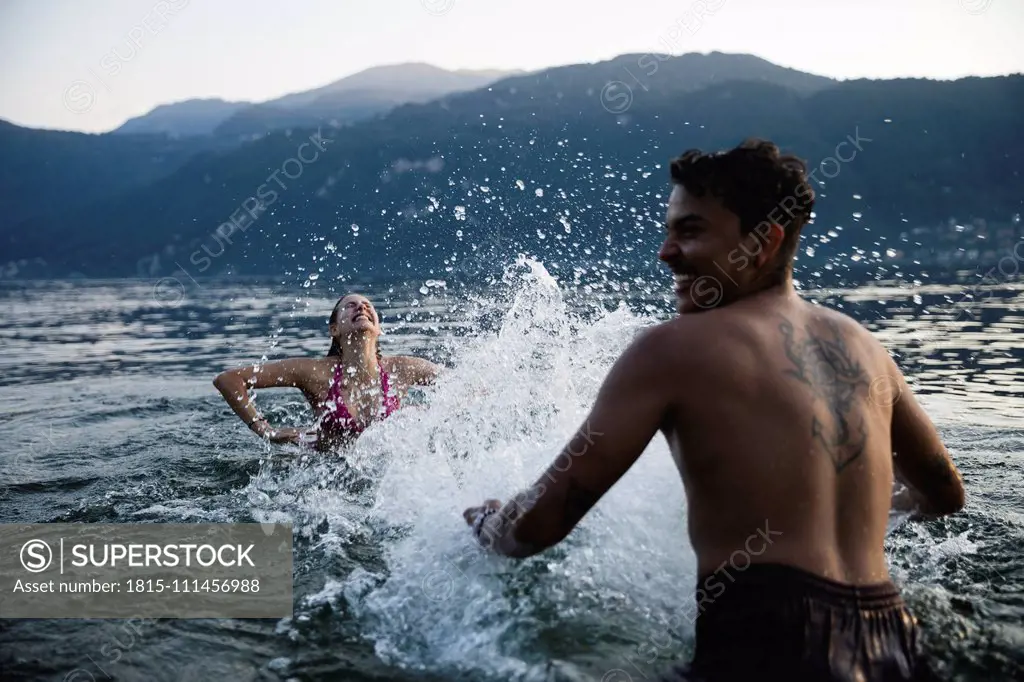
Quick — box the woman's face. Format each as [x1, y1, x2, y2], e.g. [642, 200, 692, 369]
[331, 294, 381, 338]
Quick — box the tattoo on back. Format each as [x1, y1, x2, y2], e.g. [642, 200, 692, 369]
[780, 318, 869, 472]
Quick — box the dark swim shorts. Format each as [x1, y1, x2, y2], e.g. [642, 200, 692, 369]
[659, 563, 933, 682]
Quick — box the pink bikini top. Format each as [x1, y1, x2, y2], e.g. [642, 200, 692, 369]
[320, 362, 400, 438]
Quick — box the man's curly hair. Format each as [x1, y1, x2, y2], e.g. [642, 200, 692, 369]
[669, 138, 816, 278]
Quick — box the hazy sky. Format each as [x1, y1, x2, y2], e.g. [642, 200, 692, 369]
[0, 0, 1020, 133]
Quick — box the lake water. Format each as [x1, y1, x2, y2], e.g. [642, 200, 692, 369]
[1, 262, 1022, 681]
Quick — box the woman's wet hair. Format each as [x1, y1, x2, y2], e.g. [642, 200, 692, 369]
[328, 295, 383, 362]
[670, 138, 816, 278]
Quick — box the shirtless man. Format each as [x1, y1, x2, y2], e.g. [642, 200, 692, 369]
[462, 139, 965, 681]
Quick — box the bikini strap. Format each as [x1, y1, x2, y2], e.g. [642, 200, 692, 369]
[328, 362, 344, 401]
[379, 362, 400, 416]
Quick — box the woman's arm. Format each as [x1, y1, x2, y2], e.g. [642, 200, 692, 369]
[213, 359, 314, 443]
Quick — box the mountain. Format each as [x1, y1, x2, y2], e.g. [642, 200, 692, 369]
[107, 64, 519, 141]
[0, 119, 219, 228]
[113, 98, 251, 137]
[500, 51, 834, 103]
[264, 63, 519, 110]
[211, 63, 522, 138]
[2, 53, 1021, 281]
[0, 63, 519, 233]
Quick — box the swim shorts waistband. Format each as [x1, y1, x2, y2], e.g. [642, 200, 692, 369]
[695, 562, 904, 611]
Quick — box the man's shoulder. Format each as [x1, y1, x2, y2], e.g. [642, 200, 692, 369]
[623, 317, 711, 368]
[648, 311, 731, 343]
[797, 301, 894, 372]
[805, 300, 881, 342]
[633, 317, 690, 347]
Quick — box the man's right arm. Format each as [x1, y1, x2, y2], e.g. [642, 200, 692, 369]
[886, 356, 965, 516]
[465, 323, 676, 557]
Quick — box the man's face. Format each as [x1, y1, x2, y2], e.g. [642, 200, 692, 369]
[658, 186, 766, 314]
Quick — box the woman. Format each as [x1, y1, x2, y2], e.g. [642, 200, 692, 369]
[214, 293, 440, 449]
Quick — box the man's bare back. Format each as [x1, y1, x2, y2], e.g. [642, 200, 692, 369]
[659, 287, 898, 584]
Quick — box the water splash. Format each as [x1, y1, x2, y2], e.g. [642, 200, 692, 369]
[249, 260, 691, 679]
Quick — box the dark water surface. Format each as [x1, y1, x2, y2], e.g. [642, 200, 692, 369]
[0, 270, 1022, 681]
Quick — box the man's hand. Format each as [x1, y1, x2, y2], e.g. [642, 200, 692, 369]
[891, 480, 950, 521]
[891, 483, 919, 513]
[463, 499, 502, 528]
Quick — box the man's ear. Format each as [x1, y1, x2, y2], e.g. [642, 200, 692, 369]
[752, 223, 785, 268]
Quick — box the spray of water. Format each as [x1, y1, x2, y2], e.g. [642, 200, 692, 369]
[246, 259, 693, 679]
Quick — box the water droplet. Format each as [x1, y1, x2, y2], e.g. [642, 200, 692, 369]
[535, 188, 544, 198]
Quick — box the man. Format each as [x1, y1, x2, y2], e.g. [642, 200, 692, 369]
[462, 139, 965, 680]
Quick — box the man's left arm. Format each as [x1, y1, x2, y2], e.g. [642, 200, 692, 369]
[463, 325, 674, 558]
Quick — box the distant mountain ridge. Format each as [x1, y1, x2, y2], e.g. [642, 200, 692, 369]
[114, 98, 251, 137]
[0, 118, 222, 226]
[2, 52, 1021, 280]
[505, 51, 835, 100]
[3, 52, 828, 242]
[263, 63, 520, 109]
[113, 63, 522, 139]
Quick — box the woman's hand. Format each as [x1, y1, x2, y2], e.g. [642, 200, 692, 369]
[269, 427, 305, 445]
[253, 422, 304, 445]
